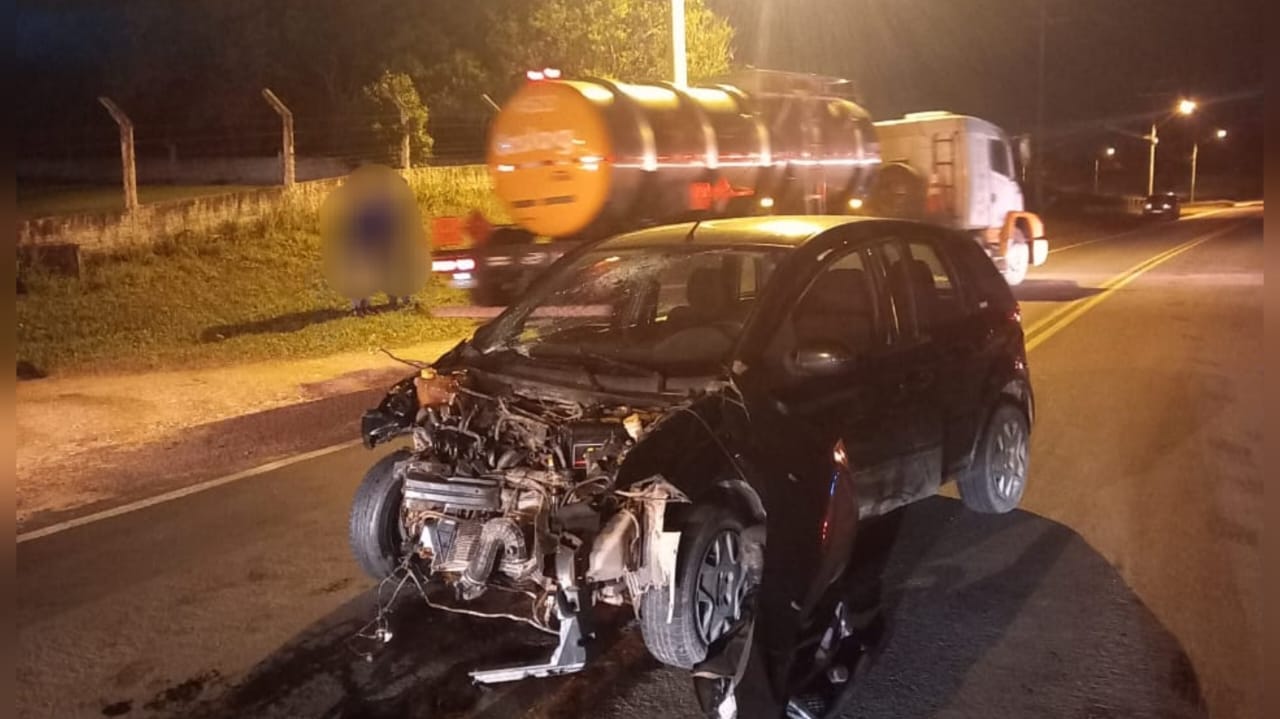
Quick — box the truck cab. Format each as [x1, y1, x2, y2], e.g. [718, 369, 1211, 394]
[872, 111, 1048, 285]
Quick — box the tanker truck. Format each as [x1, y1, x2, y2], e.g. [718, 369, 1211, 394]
[431, 70, 1046, 304]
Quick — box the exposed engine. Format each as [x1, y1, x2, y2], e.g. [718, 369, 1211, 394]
[372, 369, 684, 653]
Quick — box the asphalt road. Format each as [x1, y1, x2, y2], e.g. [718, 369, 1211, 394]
[16, 206, 1263, 719]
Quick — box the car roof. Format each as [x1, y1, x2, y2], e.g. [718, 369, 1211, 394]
[594, 215, 901, 250]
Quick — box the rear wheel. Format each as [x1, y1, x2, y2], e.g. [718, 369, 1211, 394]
[349, 450, 410, 580]
[1001, 228, 1030, 286]
[639, 504, 754, 668]
[958, 403, 1030, 514]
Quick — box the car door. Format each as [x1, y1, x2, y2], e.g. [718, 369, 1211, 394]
[945, 233, 1025, 467]
[873, 234, 951, 505]
[880, 229, 977, 475]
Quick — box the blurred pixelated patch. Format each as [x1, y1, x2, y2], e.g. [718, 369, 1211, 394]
[320, 164, 429, 300]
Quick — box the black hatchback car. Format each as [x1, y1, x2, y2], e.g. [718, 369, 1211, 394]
[1143, 191, 1182, 219]
[351, 216, 1034, 716]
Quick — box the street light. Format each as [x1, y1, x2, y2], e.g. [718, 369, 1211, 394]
[671, 0, 687, 87]
[1147, 98, 1196, 195]
[1190, 128, 1227, 203]
[1094, 146, 1116, 194]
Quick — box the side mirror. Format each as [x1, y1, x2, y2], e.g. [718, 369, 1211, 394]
[792, 344, 855, 376]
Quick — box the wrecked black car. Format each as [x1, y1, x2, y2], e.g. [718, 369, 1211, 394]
[349, 216, 1035, 715]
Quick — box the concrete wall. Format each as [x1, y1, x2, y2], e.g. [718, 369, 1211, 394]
[18, 165, 490, 252]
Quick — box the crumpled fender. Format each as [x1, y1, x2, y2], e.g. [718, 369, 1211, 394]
[614, 393, 766, 520]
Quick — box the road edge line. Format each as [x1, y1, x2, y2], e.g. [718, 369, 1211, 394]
[1025, 224, 1236, 352]
[16, 438, 364, 544]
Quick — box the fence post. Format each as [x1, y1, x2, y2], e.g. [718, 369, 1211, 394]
[261, 88, 296, 187]
[98, 97, 138, 212]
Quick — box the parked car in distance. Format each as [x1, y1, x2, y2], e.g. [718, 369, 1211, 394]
[1143, 191, 1182, 219]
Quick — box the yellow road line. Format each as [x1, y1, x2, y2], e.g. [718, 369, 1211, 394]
[1024, 223, 1237, 352]
[1048, 226, 1146, 255]
[1024, 239, 1193, 340]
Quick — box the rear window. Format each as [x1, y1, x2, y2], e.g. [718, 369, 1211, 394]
[949, 237, 1016, 312]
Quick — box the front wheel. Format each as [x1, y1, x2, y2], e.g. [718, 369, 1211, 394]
[639, 504, 754, 669]
[958, 403, 1030, 514]
[1001, 229, 1031, 287]
[349, 450, 410, 580]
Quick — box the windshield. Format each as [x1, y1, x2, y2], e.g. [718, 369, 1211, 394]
[477, 245, 789, 375]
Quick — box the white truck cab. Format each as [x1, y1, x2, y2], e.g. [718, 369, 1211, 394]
[871, 111, 1048, 285]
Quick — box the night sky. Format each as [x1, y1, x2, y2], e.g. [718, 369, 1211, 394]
[16, 0, 1265, 194]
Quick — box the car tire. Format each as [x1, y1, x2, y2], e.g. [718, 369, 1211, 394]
[958, 403, 1030, 514]
[349, 450, 410, 580]
[639, 504, 752, 669]
[1001, 229, 1030, 287]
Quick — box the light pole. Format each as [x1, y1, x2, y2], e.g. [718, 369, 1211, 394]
[1189, 128, 1227, 203]
[671, 0, 687, 87]
[1093, 146, 1116, 194]
[1147, 98, 1196, 195]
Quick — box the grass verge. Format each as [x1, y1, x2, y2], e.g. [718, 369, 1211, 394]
[17, 195, 481, 375]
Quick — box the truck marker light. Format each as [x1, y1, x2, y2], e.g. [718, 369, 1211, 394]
[759, 196, 775, 209]
[847, 197, 864, 210]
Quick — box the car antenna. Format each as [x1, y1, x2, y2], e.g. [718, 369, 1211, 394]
[683, 219, 701, 243]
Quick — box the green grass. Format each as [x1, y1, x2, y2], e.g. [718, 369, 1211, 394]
[406, 165, 510, 224]
[17, 183, 264, 219]
[17, 196, 479, 374]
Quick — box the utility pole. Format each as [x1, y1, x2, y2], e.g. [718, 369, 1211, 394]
[1147, 122, 1158, 196]
[262, 88, 296, 188]
[98, 97, 138, 212]
[671, 0, 688, 87]
[1189, 141, 1199, 203]
[1034, 0, 1046, 209]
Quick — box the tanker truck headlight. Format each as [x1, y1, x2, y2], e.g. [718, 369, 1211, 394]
[848, 197, 864, 211]
[759, 196, 775, 209]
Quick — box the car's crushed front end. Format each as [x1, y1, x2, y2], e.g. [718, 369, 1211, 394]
[355, 361, 752, 681]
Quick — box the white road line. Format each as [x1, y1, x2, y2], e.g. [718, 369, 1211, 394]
[16, 439, 364, 544]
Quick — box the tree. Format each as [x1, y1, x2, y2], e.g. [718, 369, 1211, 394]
[363, 71, 435, 166]
[517, 0, 735, 82]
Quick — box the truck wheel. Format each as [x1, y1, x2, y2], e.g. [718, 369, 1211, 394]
[869, 164, 926, 219]
[1002, 229, 1030, 286]
[349, 450, 410, 580]
[958, 403, 1029, 514]
[639, 504, 753, 669]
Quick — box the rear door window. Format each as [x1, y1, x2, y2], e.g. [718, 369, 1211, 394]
[949, 236, 1016, 313]
[880, 237, 965, 335]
